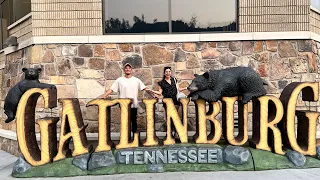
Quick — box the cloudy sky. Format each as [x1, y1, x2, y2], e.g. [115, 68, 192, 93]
[105, 0, 236, 28]
[311, 0, 320, 9]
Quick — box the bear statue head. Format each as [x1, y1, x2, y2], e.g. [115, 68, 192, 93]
[187, 72, 210, 93]
[22, 68, 41, 80]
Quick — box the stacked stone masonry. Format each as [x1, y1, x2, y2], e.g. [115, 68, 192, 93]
[1, 40, 320, 134]
[239, 0, 310, 32]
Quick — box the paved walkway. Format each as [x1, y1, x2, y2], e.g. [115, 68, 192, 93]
[1, 150, 320, 180]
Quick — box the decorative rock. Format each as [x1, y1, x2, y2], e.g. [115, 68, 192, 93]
[133, 69, 152, 85]
[94, 45, 105, 57]
[298, 52, 318, 73]
[217, 42, 229, 48]
[182, 43, 196, 52]
[152, 64, 175, 78]
[242, 41, 254, 55]
[229, 41, 241, 51]
[278, 80, 288, 89]
[200, 60, 222, 72]
[12, 157, 32, 174]
[177, 70, 194, 80]
[254, 41, 263, 52]
[253, 52, 269, 63]
[235, 56, 251, 67]
[202, 48, 221, 59]
[57, 58, 72, 75]
[122, 54, 142, 68]
[62, 46, 77, 56]
[45, 64, 57, 76]
[317, 146, 320, 160]
[119, 44, 133, 52]
[266, 41, 277, 52]
[106, 50, 121, 61]
[196, 42, 208, 50]
[42, 50, 54, 63]
[73, 57, 85, 67]
[219, 52, 237, 66]
[88, 58, 105, 70]
[223, 145, 250, 165]
[176, 62, 186, 70]
[148, 164, 164, 173]
[72, 153, 91, 170]
[143, 45, 173, 66]
[78, 44, 93, 57]
[278, 41, 297, 58]
[88, 151, 116, 170]
[76, 79, 105, 98]
[289, 58, 308, 73]
[174, 48, 186, 62]
[297, 40, 313, 52]
[78, 69, 102, 79]
[165, 43, 179, 50]
[56, 85, 76, 98]
[285, 150, 306, 167]
[208, 42, 216, 48]
[186, 54, 200, 69]
[28, 46, 42, 64]
[257, 64, 268, 77]
[103, 44, 117, 49]
[270, 54, 291, 80]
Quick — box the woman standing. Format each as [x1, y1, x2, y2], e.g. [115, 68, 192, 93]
[153, 66, 187, 138]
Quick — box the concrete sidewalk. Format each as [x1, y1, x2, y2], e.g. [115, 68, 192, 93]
[1, 150, 320, 180]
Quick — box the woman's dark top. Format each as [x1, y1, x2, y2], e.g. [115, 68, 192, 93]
[158, 77, 179, 106]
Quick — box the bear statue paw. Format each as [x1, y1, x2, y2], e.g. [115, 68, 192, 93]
[5, 117, 15, 123]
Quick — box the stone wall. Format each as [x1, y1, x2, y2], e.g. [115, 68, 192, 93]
[1, 40, 320, 133]
[0, 137, 19, 156]
[239, 0, 310, 32]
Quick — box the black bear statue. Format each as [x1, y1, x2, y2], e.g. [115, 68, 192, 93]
[4, 68, 56, 123]
[187, 67, 267, 104]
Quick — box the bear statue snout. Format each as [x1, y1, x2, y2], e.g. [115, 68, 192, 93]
[187, 84, 198, 93]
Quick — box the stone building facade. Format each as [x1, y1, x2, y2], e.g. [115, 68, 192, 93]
[1, 0, 320, 155]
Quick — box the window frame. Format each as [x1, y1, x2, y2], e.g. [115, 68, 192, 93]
[102, 0, 239, 35]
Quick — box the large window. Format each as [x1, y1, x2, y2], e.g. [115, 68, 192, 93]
[311, 0, 320, 11]
[103, 0, 237, 34]
[0, 0, 31, 49]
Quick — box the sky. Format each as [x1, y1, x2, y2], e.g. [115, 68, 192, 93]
[105, 0, 236, 28]
[311, 0, 320, 9]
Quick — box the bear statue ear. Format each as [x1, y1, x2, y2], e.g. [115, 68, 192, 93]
[203, 72, 209, 79]
[37, 68, 42, 73]
[22, 68, 27, 72]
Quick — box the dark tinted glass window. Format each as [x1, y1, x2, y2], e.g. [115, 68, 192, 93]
[104, 0, 237, 34]
[0, 0, 31, 49]
[171, 0, 236, 32]
[105, 0, 169, 33]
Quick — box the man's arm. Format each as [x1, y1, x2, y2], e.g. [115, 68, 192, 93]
[103, 89, 113, 98]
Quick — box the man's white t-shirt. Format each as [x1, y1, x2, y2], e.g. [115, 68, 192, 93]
[110, 76, 146, 108]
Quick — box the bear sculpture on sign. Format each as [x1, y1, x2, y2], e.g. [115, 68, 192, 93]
[4, 68, 56, 123]
[187, 67, 267, 103]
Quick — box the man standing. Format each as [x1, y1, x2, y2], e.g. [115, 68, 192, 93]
[103, 63, 153, 133]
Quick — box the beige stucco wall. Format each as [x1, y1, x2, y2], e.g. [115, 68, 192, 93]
[239, 0, 310, 32]
[310, 8, 320, 34]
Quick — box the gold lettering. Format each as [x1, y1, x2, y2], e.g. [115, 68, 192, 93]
[250, 96, 285, 155]
[116, 99, 140, 149]
[87, 99, 115, 152]
[163, 98, 189, 145]
[194, 99, 222, 144]
[222, 97, 248, 146]
[54, 99, 90, 161]
[16, 88, 58, 166]
[143, 99, 159, 146]
[280, 82, 319, 155]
